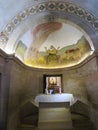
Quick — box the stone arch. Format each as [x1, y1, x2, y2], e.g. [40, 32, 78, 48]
[0, 1, 98, 52]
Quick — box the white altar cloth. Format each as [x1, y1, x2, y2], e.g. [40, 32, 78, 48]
[34, 93, 75, 106]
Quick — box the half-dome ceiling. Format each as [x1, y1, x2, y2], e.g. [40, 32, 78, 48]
[14, 21, 93, 69]
[0, 0, 97, 69]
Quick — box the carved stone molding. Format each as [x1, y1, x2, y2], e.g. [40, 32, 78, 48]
[0, 49, 98, 75]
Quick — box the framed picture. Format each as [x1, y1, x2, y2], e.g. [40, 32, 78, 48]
[43, 74, 62, 94]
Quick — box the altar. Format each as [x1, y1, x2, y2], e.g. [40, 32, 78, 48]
[34, 93, 74, 130]
[34, 93, 75, 106]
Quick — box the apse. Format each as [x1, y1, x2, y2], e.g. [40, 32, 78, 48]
[0, 1, 95, 69]
[14, 21, 93, 69]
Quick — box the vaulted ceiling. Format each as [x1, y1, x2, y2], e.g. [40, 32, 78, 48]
[0, 0, 98, 69]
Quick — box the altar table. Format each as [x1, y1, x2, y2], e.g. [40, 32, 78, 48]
[34, 93, 75, 106]
[35, 93, 74, 130]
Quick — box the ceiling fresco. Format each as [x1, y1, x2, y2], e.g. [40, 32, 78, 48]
[15, 21, 93, 69]
[0, 0, 97, 69]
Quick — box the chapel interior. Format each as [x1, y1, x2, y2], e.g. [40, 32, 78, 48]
[0, 0, 98, 130]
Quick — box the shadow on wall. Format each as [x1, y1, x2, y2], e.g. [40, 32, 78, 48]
[19, 101, 38, 129]
[70, 100, 96, 130]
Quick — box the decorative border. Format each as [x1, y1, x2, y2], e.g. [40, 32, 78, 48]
[1, 1, 98, 45]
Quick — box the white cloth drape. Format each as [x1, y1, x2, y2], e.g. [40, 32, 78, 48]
[35, 93, 75, 106]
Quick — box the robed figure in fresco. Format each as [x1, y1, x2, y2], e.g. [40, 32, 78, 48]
[45, 45, 60, 65]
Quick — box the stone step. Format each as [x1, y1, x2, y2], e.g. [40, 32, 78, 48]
[20, 124, 38, 130]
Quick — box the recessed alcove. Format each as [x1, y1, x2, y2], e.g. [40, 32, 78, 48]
[43, 74, 62, 94]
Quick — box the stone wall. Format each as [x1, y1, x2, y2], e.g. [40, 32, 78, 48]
[0, 50, 14, 130]
[0, 51, 97, 130]
[8, 53, 97, 130]
[85, 70, 98, 130]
